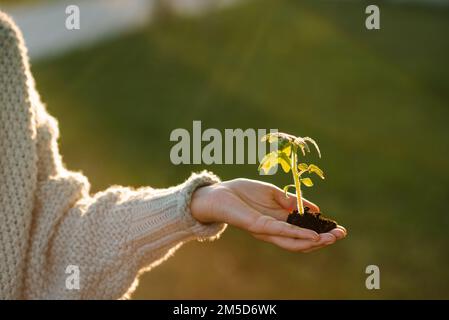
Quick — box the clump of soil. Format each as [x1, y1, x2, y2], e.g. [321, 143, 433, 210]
[287, 207, 337, 233]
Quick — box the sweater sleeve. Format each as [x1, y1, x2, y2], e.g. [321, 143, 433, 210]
[26, 169, 227, 300]
[0, 11, 226, 299]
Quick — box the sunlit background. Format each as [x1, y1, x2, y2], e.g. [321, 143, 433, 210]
[1, 0, 448, 299]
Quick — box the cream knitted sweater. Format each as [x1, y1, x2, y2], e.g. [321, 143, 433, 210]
[0, 12, 226, 300]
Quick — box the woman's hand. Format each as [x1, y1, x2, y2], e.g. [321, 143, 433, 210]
[191, 178, 347, 252]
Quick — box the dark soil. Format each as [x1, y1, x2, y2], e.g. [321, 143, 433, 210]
[287, 207, 337, 233]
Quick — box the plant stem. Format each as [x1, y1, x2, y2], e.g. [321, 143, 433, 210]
[291, 149, 304, 214]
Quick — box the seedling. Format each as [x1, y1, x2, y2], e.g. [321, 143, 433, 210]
[258, 132, 337, 233]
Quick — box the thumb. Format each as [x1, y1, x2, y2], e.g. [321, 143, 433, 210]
[273, 188, 320, 213]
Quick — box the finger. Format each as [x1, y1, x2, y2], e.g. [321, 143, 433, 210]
[273, 188, 320, 213]
[273, 190, 297, 211]
[329, 226, 347, 240]
[252, 234, 320, 252]
[302, 235, 337, 252]
[337, 225, 347, 234]
[249, 215, 319, 241]
[303, 198, 320, 213]
[318, 232, 337, 244]
[303, 232, 342, 252]
[253, 232, 337, 252]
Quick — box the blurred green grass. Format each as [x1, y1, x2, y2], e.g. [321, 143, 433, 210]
[32, 0, 449, 298]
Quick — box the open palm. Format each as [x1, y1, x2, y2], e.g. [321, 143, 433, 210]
[191, 178, 347, 253]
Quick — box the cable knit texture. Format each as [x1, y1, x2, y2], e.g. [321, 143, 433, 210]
[0, 11, 226, 300]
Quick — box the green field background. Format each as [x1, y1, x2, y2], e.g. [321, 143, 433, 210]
[30, 0, 449, 298]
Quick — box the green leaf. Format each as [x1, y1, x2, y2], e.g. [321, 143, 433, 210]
[308, 164, 325, 179]
[258, 151, 279, 174]
[303, 137, 321, 158]
[308, 164, 324, 179]
[281, 143, 291, 156]
[300, 177, 313, 187]
[277, 151, 291, 173]
[298, 144, 306, 156]
[302, 141, 311, 153]
[283, 184, 296, 198]
[298, 163, 308, 171]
